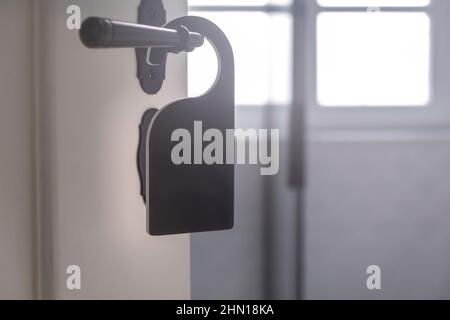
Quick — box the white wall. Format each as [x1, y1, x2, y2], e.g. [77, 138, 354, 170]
[305, 139, 450, 299]
[0, 0, 35, 299]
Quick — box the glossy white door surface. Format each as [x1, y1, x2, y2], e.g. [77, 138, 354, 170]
[0, 0, 190, 299]
[38, 0, 190, 299]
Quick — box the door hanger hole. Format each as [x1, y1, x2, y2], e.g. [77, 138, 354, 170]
[188, 38, 219, 98]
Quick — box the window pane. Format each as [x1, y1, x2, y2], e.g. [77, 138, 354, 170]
[318, 0, 430, 7]
[317, 12, 431, 107]
[188, 11, 292, 106]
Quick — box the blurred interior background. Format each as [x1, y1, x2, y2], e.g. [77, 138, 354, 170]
[1, 0, 450, 300]
[187, 0, 450, 300]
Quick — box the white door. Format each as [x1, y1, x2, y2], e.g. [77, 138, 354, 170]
[0, 0, 190, 299]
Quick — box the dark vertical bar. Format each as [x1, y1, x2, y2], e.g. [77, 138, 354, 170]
[262, 105, 274, 300]
[290, 0, 308, 300]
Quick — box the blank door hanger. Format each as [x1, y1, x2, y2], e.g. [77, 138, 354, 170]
[141, 16, 235, 236]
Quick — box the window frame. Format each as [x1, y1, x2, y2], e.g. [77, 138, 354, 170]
[301, 0, 450, 130]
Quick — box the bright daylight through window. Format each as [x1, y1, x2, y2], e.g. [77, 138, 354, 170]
[188, 0, 292, 107]
[316, 0, 431, 107]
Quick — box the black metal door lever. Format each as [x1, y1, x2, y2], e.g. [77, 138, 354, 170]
[79, 0, 205, 94]
[79, 17, 204, 51]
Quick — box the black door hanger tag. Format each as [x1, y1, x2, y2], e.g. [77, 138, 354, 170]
[138, 16, 235, 236]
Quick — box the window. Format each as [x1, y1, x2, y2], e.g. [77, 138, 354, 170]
[316, 0, 432, 107]
[188, 0, 292, 107]
[189, 1, 449, 129]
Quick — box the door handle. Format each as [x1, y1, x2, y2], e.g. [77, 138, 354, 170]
[79, 17, 204, 51]
[78, 2, 236, 235]
[78, 0, 205, 94]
